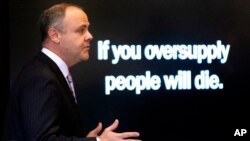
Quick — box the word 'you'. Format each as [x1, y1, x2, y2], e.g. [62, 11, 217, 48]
[97, 40, 230, 64]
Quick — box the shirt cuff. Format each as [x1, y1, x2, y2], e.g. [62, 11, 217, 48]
[96, 137, 100, 141]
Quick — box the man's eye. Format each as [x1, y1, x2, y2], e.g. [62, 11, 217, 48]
[78, 28, 85, 33]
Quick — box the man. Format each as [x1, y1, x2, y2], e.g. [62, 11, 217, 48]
[3, 3, 140, 141]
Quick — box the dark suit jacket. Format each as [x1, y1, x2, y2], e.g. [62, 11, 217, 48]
[3, 52, 96, 141]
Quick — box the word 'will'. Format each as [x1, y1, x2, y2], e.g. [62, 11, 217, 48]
[105, 70, 223, 95]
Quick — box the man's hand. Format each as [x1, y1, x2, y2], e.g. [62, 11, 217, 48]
[87, 122, 103, 137]
[99, 119, 141, 141]
[87, 119, 141, 141]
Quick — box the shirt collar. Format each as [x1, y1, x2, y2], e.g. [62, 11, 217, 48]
[41, 48, 69, 78]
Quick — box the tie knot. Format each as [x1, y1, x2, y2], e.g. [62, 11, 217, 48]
[67, 73, 73, 83]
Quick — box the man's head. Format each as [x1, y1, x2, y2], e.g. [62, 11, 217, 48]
[39, 3, 93, 67]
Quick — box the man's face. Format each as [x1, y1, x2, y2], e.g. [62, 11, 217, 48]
[59, 6, 93, 65]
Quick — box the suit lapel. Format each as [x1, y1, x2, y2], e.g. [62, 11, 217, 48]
[37, 52, 77, 106]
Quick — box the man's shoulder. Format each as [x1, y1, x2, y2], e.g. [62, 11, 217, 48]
[13, 54, 56, 84]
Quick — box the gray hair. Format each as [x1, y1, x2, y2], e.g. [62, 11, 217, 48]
[39, 3, 84, 43]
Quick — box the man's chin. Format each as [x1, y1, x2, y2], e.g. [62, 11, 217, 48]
[82, 54, 89, 61]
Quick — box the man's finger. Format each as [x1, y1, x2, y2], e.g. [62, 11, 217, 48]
[87, 122, 103, 137]
[105, 119, 119, 131]
[117, 132, 140, 139]
[93, 122, 102, 134]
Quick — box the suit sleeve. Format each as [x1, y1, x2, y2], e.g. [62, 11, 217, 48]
[19, 73, 96, 141]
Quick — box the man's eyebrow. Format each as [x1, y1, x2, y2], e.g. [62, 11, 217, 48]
[79, 23, 89, 28]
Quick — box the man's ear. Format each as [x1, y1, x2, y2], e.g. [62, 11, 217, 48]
[47, 27, 60, 43]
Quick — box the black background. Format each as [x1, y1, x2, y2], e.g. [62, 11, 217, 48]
[6, 0, 250, 140]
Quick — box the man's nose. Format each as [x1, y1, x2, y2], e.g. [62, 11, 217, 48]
[86, 30, 93, 41]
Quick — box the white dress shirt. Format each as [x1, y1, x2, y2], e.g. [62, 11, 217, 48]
[41, 48, 76, 99]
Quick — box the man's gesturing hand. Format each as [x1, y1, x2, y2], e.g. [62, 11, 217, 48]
[99, 119, 141, 141]
[87, 122, 103, 137]
[87, 119, 141, 141]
